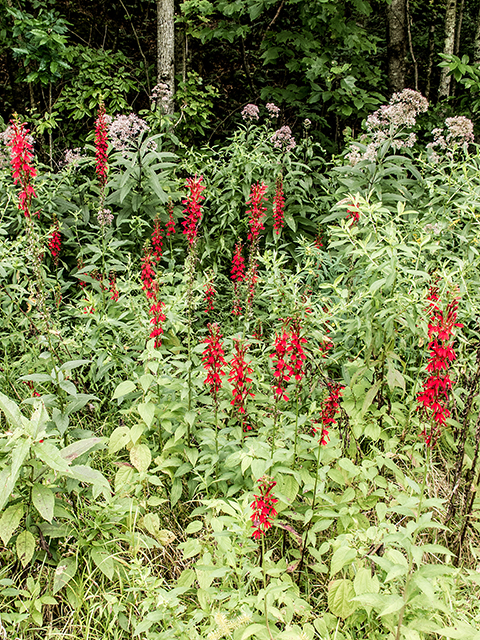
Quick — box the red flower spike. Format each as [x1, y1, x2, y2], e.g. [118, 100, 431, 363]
[109, 271, 119, 301]
[417, 289, 461, 447]
[228, 339, 255, 415]
[152, 215, 164, 263]
[149, 300, 166, 348]
[250, 476, 278, 539]
[273, 175, 285, 234]
[313, 383, 343, 446]
[287, 322, 308, 383]
[247, 182, 268, 243]
[202, 323, 227, 403]
[94, 103, 108, 191]
[48, 220, 61, 265]
[7, 119, 37, 218]
[204, 280, 216, 313]
[270, 329, 293, 401]
[166, 201, 176, 236]
[141, 244, 156, 299]
[231, 241, 245, 283]
[182, 175, 206, 246]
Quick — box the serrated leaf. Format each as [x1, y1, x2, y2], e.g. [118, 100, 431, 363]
[32, 484, 54, 522]
[328, 579, 357, 619]
[130, 444, 151, 473]
[53, 556, 77, 594]
[0, 502, 24, 545]
[35, 443, 70, 472]
[137, 402, 155, 428]
[16, 530, 35, 567]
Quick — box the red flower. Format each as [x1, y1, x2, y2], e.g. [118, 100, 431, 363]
[109, 271, 119, 301]
[250, 476, 278, 539]
[141, 244, 156, 299]
[48, 220, 61, 265]
[231, 241, 245, 283]
[417, 290, 461, 447]
[149, 300, 166, 348]
[6, 118, 37, 218]
[182, 175, 205, 246]
[228, 339, 254, 415]
[273, 175, 285, 234]
[95, 103, 109, 191]
[287, 322, 308, 383]
[166, 201, 176, 236]
[247, 182, 268, 244]
[152, 215, 163, 263]
[270, 329, 293, 401]
[204, 280, 216, 313]
[314, 383, 343, 445]
[202, 323, 227, 403]
[346, 207, 360, 224]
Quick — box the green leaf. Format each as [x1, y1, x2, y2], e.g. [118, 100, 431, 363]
[328, 579, 357, 619]
[90, 547, 114, 580]
[109, 426, 131, 454]
[16, 530, 35, 567]
[130, 444, 151, 473]
[330, 546, 357, 577]
[0, 391, 23, 428]
[53, 555, 77, 594]
[60, 437, 102, 462]
[361, 381, 381, 416]
[171, 477, 182, 508]
[112, 380, 136, 400]
[67, 465, 110, 493]
[354, 567, 379, 595]
[137, 402, 156, 428]
[176, 568, 195, 588]
[32, 484, 54, 522]
[0, 502, 24, 545]
[35, 443, 70, 473]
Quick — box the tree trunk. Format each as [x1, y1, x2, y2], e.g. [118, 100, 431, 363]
[455, 0, 464, 55]
[425, 22, 436, 99]
[438, 0, 457, 99]
[157, 0, 175, 115]
[387, 0, 406, 94]
[474, 4, 480, 64]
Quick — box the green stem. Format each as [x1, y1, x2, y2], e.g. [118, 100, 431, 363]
[293, 390, 299, 465]
[262, 535, 275, 640]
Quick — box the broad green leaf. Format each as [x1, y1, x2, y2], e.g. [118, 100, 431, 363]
[138, 402, 156, 428]
[67, 465, 110, 493]
[0, 391, 23, 428]
[0, 502, 24, 545]
[90, 547, 114, 580]
[171, 477, 182, 507]
[16, 530, 35, 567]
[176, 568, 195, 588]
[53, 555, 77, 594]
[328, 579, 357, 619]
[361, 381, 381, 416]
[112, 380, 136, 400]
[60, 437, 102, 462]
[278, 474, 299, 503]
[35, 443, 70, 472]
[59, 359, 91, 372]
[32, 484, 54, 522]
[109, 426, 131, 454]
[241, 624, 271, 640]
[330, 546, 357, 577]
[130, 444, 151, 473]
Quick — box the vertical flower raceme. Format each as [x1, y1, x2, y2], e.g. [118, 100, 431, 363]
[109, 271, 119, 301]
[48, 219, 61, 266]
[7, 118, 37, 218]
[231, 241, 245, 316]
[166, 200, 176, 236]
[204, 279, 216, 314]
[182, 175, 206, 247]
[152, 215, 164, 263]
[229, 339, 255, 416]
[273, 175, 285, 234]
[247, 182, 268, 245]
[287, 321, 308, 383]
[250, 476, 278, 540]
[149, 298, 166, 348]
[417, 290, 461, 446]
[94, 102, 109, 197]
[141, 243, 156, 299]
[313, 383, 343, 446]
[202, 323, 227, 405]
[270, 329, 293, 401]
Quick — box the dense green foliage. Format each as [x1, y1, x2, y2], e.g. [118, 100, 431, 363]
[1, 91, 480, 639]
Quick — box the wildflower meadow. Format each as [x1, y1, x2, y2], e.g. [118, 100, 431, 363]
[2, 90, 480, 640]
